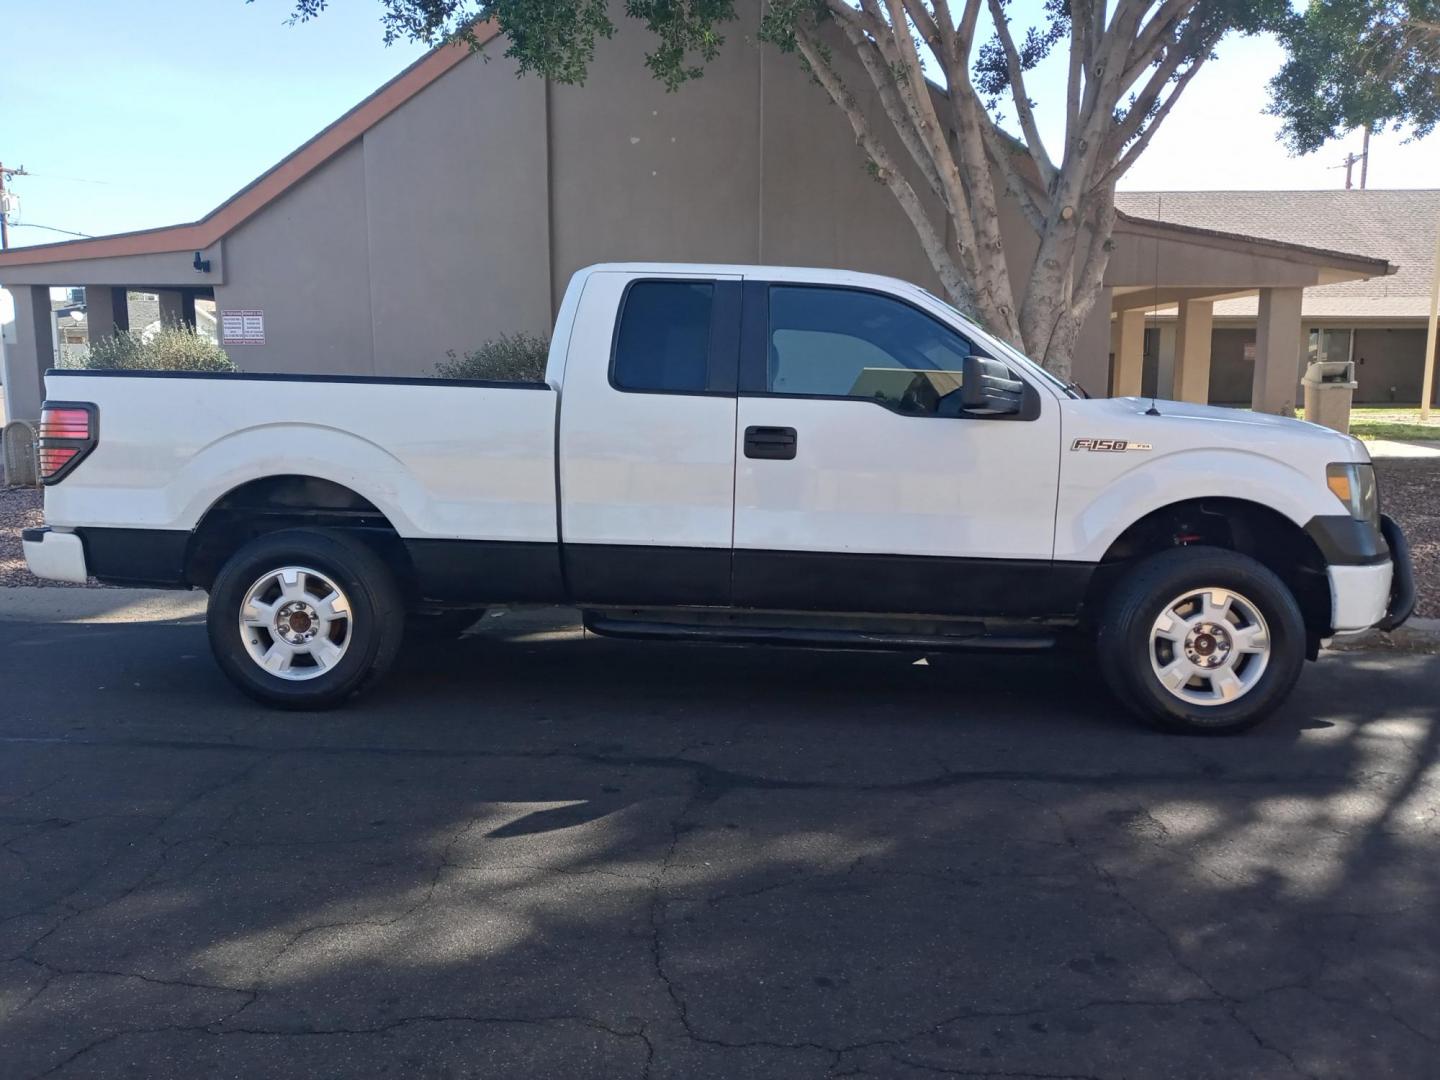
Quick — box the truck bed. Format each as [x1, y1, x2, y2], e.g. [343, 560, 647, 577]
[41, 368, 559, 547]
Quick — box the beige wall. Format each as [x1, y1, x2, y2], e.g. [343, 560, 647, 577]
[207, 4, 1107, 383]
[215, 143, 376, 375]
[363, 49, 551, 374]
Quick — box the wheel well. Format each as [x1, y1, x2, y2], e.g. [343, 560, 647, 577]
[1085, 498, 1331, 650]
[185, 475, 412, 590]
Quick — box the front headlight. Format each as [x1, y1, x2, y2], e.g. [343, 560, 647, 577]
[1326, 462, 1379, 523]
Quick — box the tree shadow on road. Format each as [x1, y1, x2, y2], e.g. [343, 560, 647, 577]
[0, 613, 1436, 1078]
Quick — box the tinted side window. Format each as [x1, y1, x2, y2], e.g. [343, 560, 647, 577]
[767, 286, 977, 415]
[613, 281, 715, 393]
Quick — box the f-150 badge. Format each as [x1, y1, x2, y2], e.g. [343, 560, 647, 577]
[1071, 438, 1153, 452]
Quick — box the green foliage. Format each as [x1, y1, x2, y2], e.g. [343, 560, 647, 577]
[435, 333, 551, 382]
[277, 0, 735, 90]
[79, 325, 235, 372]
[1268, 0, 1440, 154]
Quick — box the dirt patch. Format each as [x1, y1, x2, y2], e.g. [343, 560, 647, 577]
[1374, 458, 1439, 620]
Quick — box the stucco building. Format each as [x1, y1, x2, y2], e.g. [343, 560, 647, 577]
[0, 9, 1414, 424]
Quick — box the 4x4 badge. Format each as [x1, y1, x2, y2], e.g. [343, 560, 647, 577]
[1071, 438, 1153, 452]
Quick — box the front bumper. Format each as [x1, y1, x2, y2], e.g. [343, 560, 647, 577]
[1322, 513, 1413, 633]
[1377, 514, 1415, 631]
[21, 527, 89, 584]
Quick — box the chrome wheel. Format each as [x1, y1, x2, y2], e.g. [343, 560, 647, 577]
[1148, 587, 1270, 707]
[238, 566, 352, 681]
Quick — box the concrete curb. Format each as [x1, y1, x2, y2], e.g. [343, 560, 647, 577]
[0, 586, 206, 624]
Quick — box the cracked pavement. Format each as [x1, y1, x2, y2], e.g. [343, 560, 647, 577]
[1, 605, 1437, 1078]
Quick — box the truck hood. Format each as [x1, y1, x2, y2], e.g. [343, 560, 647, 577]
[1067, 396, 1369, 464]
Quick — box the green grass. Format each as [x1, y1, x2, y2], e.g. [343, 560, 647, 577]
[1296, 406, 1440, 442]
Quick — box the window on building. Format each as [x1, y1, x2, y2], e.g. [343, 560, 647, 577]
[766, 286, 978, 416]
[612, 281, 715, 393]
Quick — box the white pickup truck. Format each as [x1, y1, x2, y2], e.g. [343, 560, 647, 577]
[24, 263, 1413, 732]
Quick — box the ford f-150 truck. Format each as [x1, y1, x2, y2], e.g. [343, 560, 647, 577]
[24, 263, 1414, 732]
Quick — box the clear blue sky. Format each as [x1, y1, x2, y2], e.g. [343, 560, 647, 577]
[4, 1, 1438, 250]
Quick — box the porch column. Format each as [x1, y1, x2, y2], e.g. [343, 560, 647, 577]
[1111, 308, 1146, 397]
[1252, 287, 1304, 415]
[85, 286, 129, 343]
[0, 285, 54, 421]
[1172, 299, 1214, 404]
[156, 289, 196, 328]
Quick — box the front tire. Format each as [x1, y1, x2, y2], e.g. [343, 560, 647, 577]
[1096, 547, 1306, 734]
[207, 529, 404, 709]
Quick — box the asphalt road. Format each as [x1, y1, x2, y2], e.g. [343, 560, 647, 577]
[1, 604, 1437, 1079]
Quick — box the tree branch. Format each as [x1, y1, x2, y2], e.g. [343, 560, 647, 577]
[1070, 183, 1118, 329]
[1094, 55, 1206, 190]
[840, 20, 948, 202]
[791, 26, 977, 312]
[955, 0, 983, 63]
[978, 120, 1048, 230]
[985, 0, 1057, 183]
[1121, 0, 1199, 88]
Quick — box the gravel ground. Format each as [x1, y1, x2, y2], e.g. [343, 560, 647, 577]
[2, 463, 1436, 615]
[0, 485, 53, 588]
[1375, 458, 1439, 619]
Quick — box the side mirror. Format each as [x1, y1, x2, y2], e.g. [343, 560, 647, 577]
[961, 355, 1025, 416]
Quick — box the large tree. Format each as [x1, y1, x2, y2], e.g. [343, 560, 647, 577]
[281, 0, 1288, 376]
[1267, 0, 1440, 155]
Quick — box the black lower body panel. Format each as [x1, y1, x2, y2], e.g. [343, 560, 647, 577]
[67, 528, 1096, 624]
[78, 527, 191, 587]
[404, 539, 566, 604]
[731, 548, 1092, 618]
[563, 543, 732, 606]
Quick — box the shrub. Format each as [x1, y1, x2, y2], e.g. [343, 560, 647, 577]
[80, 324, 235, 372]
[436, 333, 550, 383]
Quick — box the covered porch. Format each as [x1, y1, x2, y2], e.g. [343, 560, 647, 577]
[1, 242, 223, 421]
[1101, 216, 1393, 413]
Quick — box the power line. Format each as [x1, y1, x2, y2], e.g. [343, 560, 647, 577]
[11, 222, 93, 239]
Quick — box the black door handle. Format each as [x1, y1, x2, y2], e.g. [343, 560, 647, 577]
[744, 426, 797, 460]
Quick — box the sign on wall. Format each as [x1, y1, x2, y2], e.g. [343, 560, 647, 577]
[221, 309, 266, 345]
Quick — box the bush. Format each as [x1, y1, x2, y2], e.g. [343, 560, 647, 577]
[435, 333, 550, 382]
[80, 324, 235, 372]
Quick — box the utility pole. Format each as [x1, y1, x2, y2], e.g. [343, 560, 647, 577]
[1342, 152, 1361, 189]
[0, 162, 30, 250]
[1339, 129, 1371, 190]
[1422, 210, 1440, 422]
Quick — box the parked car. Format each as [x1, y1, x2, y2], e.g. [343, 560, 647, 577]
[23, 263, 1413, 732]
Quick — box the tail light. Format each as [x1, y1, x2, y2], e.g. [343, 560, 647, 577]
[37, 401, 98, 484]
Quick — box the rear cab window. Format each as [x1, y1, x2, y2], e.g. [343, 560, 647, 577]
[611, 280, 739, 394]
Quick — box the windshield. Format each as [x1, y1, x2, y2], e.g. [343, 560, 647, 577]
[925, 294, 1080, 399]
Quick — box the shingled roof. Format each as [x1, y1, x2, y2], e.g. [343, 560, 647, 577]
[1116, 189, 1440, 320]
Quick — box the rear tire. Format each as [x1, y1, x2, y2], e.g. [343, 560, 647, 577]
[1095, 547, 1306, 734]
[207, 529, 404, 709]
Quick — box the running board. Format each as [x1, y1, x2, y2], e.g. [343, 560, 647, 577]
[582, 614, 1057, 652]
